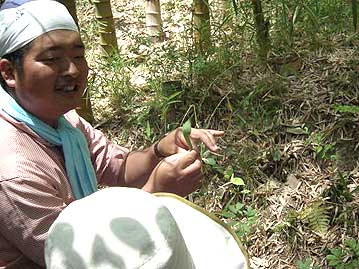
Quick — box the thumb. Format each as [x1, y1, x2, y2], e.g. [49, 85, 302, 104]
[177, 150, 199, 169]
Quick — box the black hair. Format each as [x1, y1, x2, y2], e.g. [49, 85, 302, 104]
[0, 42, 33, 92]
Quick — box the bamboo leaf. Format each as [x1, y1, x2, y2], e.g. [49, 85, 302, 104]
[146, 120, 151, 139]
[182, 119, 193, 150]
[292, 5, 301, 25]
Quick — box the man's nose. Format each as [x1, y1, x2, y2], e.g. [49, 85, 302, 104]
[61, 58, 80, 77]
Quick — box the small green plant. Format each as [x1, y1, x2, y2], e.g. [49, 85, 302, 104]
[145, 120, 156, 143]
[316, 143, 336, 160]
[280, 200, 330, 235]
[299, 201, 330, 235]
[326, 239, 359, 269]
[221, 200, 257, 238]
[307, 133, 336, 161]
[229, 173, 245, 187]
[325, 172, 354, 204]
[296, 257, 320, 269]
[222, 166, 245, 187]
[201, 154, 223, 172]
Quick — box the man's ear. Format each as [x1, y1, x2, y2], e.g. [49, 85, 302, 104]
[0, 59, 16, 89]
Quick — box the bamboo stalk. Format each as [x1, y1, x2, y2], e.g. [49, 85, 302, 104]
[146, 0, 164, 42]
[93, 0, 119, 55]
[193, 0, 211, 54]
[251, 0, 270, 59]
[76, 90, 95, 123]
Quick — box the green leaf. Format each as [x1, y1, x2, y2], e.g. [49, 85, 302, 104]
[228, 205, 237, 213]
[146, 121, 151, 140]
[292, 5, 301, 25]
[246, 207, 257, 217]
[330, 248, 343, 256]
[346, 239, 357, 249]
[240, 223, 251, 233]
[326, 254, 337, 261]
[334, 104, 359, 114]
[328, 259, 340, 266]
[230, 175, 245, 186]
[297, 257, 312, 269]
[221, 210, 236, 218]
[224, 166, 234, 180]
[203, 157, 216, 166]
[235, 202, 244, 212]
[182, 119, 193, 150]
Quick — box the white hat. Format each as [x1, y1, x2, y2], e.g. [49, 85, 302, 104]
[0, 0, 78, 57]
[45, 187, 250, 269]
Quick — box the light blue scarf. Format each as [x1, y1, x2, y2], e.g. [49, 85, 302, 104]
[0, 88, 98, 199]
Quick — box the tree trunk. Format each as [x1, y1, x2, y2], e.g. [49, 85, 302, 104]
[145, 0, 164, 42]
[93, 0, 119, 55]
[251, 0, 270, 59]
[193, 0, 211, 55]
[60, 0, 95, 123]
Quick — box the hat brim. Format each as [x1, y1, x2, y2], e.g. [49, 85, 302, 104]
[154, 192, 250, 269]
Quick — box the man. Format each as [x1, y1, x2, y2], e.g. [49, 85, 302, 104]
[0, 0, 224, 267]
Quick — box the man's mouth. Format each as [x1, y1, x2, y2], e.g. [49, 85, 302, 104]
[56, 85, 78, 92]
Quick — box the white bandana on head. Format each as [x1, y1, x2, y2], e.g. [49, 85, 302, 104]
[0, 0, 78, 57]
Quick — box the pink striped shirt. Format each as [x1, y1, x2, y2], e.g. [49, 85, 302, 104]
[0, 110, 129, 268]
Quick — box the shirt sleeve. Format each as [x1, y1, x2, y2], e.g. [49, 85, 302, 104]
[0, 177, 67, 267]
[64, 111, 130, 186]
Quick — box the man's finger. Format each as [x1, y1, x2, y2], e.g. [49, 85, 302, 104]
[178, 150, 200, 169]
[183, 164, 202, 179]
[207, 129, 225, 137]
[191, 129, 224, 152]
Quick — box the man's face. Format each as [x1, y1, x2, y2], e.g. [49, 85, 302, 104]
[12, 29, 89, 126]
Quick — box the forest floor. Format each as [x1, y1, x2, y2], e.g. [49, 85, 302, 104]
[78, 1, 359, 268]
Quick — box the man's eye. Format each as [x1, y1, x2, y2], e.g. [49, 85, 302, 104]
[43, 57, 59, 62]
[74, 55, 85, 59]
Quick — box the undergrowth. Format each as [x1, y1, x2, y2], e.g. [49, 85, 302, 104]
[77, 0, 359, 268]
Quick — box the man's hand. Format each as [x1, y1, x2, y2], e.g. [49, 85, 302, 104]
[155, 128, 224, 157]
[141, 127, 224, 196]
[142, 150, 203, 197]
